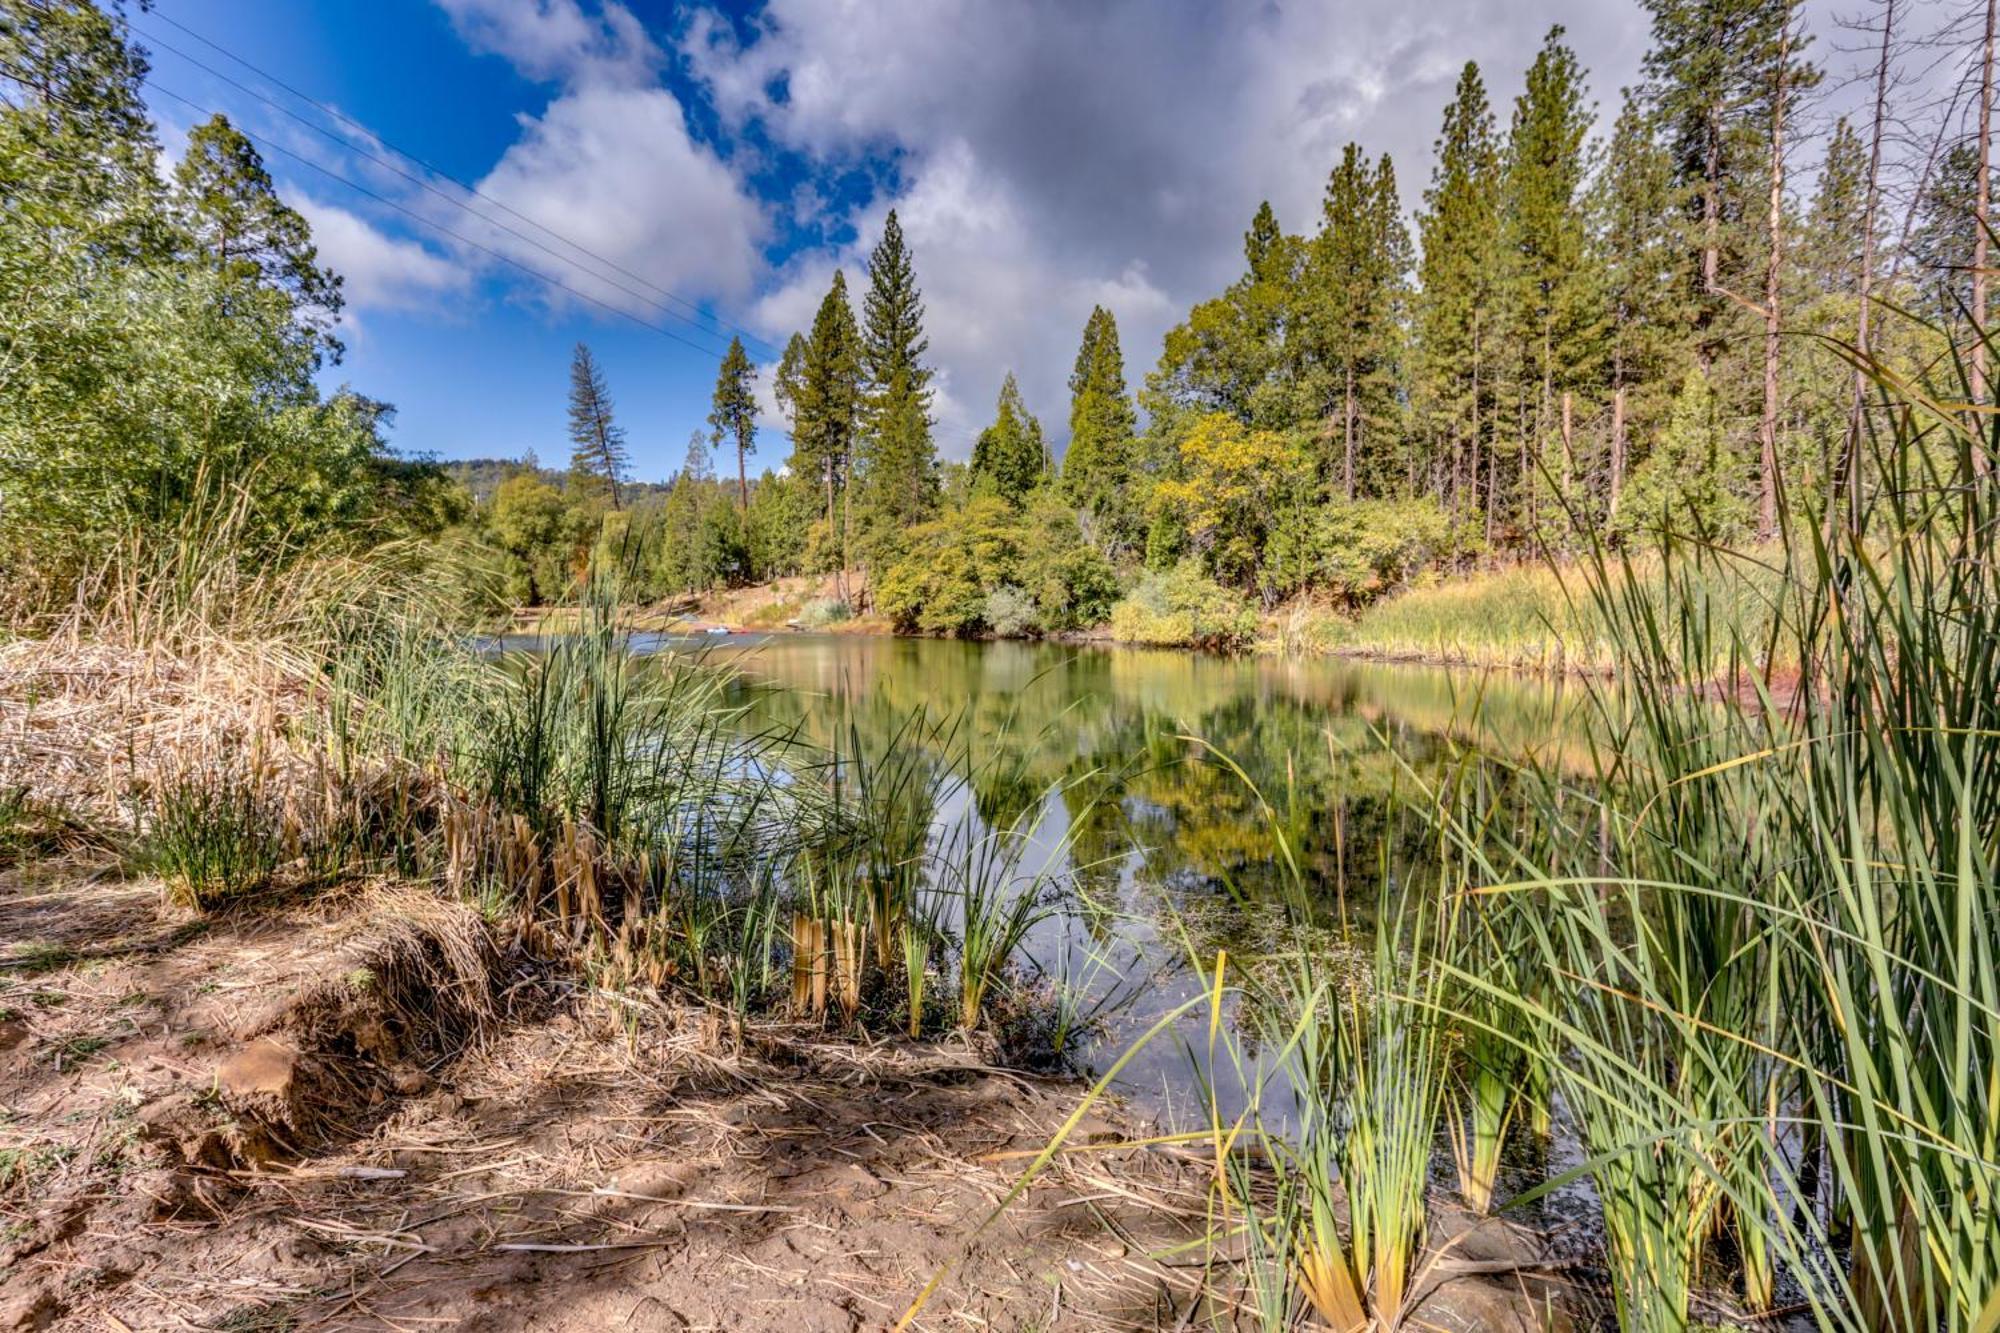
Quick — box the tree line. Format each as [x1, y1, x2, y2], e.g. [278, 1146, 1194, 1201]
[7, 0, 1995, 641]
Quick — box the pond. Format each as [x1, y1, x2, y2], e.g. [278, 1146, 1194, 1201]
[634, 630, 1584, 1131]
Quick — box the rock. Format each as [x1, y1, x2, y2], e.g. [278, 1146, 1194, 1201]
[215, 1038, 298, 1101]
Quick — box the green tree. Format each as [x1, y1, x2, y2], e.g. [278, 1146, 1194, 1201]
[172, 113, 344, 368]
[856, 210, 937, 551]
[1413, 62, 1506, 532]
[708, 335, 758, 513]
[969, 372, 1046, 503]
[1614, 367, 1753, 542]
[1305, 145, 1410, 499]
[790, 271, 863, 586]
[489, 471, 583, 604]
[1147, 413, 1311, 594]
[1501, 27, 1605, 544]
[1060, 305, 1140, 551]
[1595, 90, 1689, 524]
[566, 342, 628, 510]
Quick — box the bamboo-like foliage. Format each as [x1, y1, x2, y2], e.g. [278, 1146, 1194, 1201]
[1419, 313, 2000, 1330]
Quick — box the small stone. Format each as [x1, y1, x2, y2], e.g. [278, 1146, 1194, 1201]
[215, 1038, 297, 1101]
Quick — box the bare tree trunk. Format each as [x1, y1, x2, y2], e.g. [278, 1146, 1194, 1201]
[1560, 390, 1574, 516]
[737, 445, 748, 514]
[1758, 9, 1795, 542]
[1976, 0, 1997, 473]
[1476, 312, 1494, 548]
[1343, 365, 1357, 501]
[1610, 384, 1628, 520]
[1844, 0, 1896, 531]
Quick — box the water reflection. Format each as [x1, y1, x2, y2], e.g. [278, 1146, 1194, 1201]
[640, 632, 1580, 1125]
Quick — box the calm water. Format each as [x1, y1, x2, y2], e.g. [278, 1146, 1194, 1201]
[635, 631, 1582, 1131]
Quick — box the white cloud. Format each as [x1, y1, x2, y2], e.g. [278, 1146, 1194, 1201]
[435, 0, 662, 87]
[687, 0, 1653, 457]
[454, 83, 767, 319]
[295, 196, 468, 313]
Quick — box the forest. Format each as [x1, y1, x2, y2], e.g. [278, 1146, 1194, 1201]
[8, 0, 1982, 652]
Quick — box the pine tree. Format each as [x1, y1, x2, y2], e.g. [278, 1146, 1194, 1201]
[1501, 27, 1605, 543]
[970, 373, 1045, 503]
[791, 271, 863, 588]
[173, 114, 344, 368]
[708, 335, 758, 513]
[1306, 145, 1409, 500]
[1060, 306, 1140, 550]
[1414, 62, 1506, 532]
[566, 342, 629, 510]
[1595, 90, 1689, 522]
[856, 210, 937, 545]
[1641, 0, 1811, 363]
[774, 332, 807, 433]
[0, 0, 163, 259]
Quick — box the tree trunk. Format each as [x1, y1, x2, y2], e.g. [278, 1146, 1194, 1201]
[1975, 0, 1996, 473]
[1343, 365, 1357, 501]
[1758, 9, 1794, 542]
[1560, 390, 1574, 517]
[1610, 384, 1627, 521]
[1844, 0, 1895, 531]
[737, 444, 748, 514]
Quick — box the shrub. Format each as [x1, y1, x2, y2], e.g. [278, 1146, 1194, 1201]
[984, 585, 1040, 638]
[876, 495, 1114, 635]
[797, 597, 852, 629]
[1108, 563, 1259, 649]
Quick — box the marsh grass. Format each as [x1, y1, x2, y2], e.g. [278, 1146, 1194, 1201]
[143, 758, 284, 909]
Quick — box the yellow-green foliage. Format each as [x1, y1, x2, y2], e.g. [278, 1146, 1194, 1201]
[1109, 563, 1260, 649]
[1302, 551, 1791, 673]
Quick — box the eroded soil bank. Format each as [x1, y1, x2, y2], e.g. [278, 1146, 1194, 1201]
[1, 871, 1576, 1332]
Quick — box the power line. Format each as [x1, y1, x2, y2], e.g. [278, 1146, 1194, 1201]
[137, 10, 783, 361]
[143, 79, 986, 462]
[143, 78, 742, 366]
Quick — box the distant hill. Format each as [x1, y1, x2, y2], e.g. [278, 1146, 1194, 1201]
[441, 457, 675, 504]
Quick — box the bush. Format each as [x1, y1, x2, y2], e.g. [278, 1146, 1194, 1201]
[984, 585, 1040, 638]
[876, 495, 1114, 635]
[1108, 563, 1259, 649]
[797, 597, 852, 629]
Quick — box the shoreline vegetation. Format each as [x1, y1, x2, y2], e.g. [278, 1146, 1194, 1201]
[516, 552, 1779, 680]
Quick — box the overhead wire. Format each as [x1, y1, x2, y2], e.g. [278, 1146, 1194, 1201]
[136, 10, 782, 361]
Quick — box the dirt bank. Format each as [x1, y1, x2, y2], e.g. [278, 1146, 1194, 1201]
[1, 866, 1581, 1332]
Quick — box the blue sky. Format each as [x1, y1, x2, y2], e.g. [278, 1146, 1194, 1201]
[134, 0, 1674, 481]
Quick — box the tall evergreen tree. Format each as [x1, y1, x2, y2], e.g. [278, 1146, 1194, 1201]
[1306, 145, 1410, 499]
[1060, 306, 1140, 550]
[0, 0, 163, 259]
[970, 372, 1046, 503]
[856, 210, 937, 544]
[1414, 62, 1506, 528]
[1501, 27, 1604, 541]
[172, 114, 344, 368]
[1641, 0, 1811, 364]
[708, 335, 758, 513]
[1595, 90, 1689, 522]
[791, 271, 863, 586]
[566, 342, 628, 510]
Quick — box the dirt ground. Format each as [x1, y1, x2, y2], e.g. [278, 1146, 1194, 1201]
[1, 868, 1576, 1333]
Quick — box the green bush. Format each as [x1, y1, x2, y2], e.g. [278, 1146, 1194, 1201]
[876, 494, 1116, 635]
[797, 597, 852, 629]
[1108, 563, 1259, 649]
[984, 585, 1039, 638]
